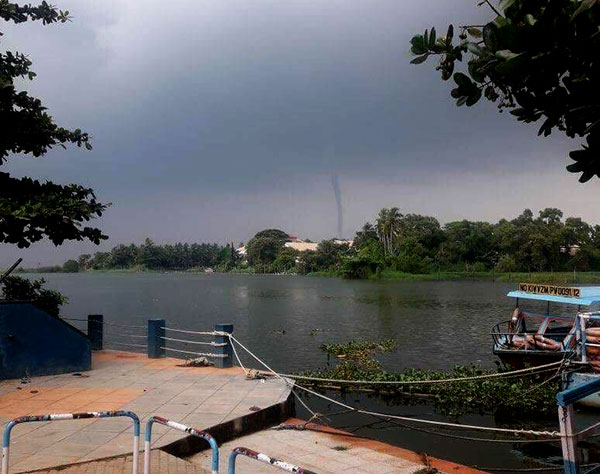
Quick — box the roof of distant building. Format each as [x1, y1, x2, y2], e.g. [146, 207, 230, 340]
[284, 242, 318, 252]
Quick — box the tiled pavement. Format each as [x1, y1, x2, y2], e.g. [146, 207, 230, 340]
[189, 419, 486, 474]
[0, 351, 290, 473]
[21, 449, 210, 474]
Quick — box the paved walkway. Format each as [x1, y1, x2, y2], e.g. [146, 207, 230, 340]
[0, 351, 290, 473]
[20, 449, 208, 474]
[189, 418, 486, 474]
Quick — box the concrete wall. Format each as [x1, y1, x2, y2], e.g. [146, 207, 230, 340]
[0, 302, 91, 380]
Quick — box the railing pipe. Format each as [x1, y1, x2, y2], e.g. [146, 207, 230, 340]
[581, 314, 588, 363]
[2, 411, 139, 474]
[228, 447, 317, 474]
[144, 416, 218, 474]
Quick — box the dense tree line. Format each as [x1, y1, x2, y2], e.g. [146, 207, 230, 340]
[55, 208, 600, 277]
[340, 207, 600, 278]
[231, 208, 600, 278]
[61, 238, 238, 272]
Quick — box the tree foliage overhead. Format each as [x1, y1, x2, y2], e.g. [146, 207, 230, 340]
[0, 1, 108, 248]
[410, 0, 600, 182]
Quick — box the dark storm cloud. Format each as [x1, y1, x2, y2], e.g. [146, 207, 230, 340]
[1, 0, 598, 265]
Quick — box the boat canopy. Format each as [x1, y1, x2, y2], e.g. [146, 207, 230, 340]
[508, 283, 600, 306]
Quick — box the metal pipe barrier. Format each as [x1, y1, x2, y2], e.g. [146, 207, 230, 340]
[144, 416, 218, 474]
[2, 410, 140, 474]
[228, 447, 317, 474]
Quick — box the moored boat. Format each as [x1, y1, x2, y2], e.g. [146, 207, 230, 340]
[491, 283, 600, 369]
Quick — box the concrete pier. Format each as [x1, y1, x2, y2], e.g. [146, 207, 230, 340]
[0, 351, 483, 474]
[0, 351, 291, 473]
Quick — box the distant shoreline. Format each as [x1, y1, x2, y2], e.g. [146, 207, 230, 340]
[8, 268, 600, 284]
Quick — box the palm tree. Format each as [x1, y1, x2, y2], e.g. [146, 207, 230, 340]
[376, 208, 402, 256]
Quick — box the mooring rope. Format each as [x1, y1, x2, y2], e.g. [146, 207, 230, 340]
[159, 336, 227, 347]
[227, 333, 318, 418]
[265, 360, 563, 385]
[160, 327, 227, 336]
[227, 334, 562, 439]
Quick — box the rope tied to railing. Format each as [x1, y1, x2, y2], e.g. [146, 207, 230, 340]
[159, 336, 227, 347]
[226, 333, 562, 440]
[160, 327, 228, 337]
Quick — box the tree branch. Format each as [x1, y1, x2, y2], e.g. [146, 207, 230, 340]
[478, 0, 502, 17]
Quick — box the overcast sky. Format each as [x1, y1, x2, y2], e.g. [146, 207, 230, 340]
[1, 0, 598, 266]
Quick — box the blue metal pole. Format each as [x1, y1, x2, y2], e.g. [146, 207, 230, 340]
[227, 450, 238, 474]
[214, 324, 233, 369]
[88, 314, 103, 350]
[147, 319, 166, 359]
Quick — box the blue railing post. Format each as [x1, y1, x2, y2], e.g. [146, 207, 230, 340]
[88, 314, 103, 350]
[147, 319, 166, 359]
[214, 324, 233, 369]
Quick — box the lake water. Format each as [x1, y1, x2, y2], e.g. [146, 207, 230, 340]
[31, 273, 517, 371]
[23, 273, 590, 471]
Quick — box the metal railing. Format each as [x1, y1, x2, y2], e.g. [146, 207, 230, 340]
[491, 317, 574, 351]
[148, 320, 233, 368]
[2, 411, 140, 474]
[228, 447, 317, 474]
[58, 316, 234, 366]
[159, 326, 227, 359]
[144, 416, 218, 474]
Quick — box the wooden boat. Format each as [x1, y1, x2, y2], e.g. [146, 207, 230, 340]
[491, 283, 600, 369]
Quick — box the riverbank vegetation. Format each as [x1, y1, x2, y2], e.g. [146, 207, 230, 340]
[1, 276, 66, 317]
[300, 339, 559, 418]
[39, 207, 600, 281]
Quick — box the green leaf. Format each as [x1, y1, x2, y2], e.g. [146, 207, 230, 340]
[410, 35, 427, 55]
[429, 27, 436, 48]
[572, 0, 598, 20]
[524, 14, 537, 26]
[466, 88, 482, 106]
[482, 23, 499, 51]
[467, 43, 485, 56]
[579, 170, 595, 183]
[410, 54, 429, 64]
[467, 27, 482, 38]
[446, 24, 454, 42]
[495, 49, 520, 60]
[456, 96, 468, 106]
[495, 53, 527, 74]
[498, 0, 517, 10]
[453, 72, 472, 88]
